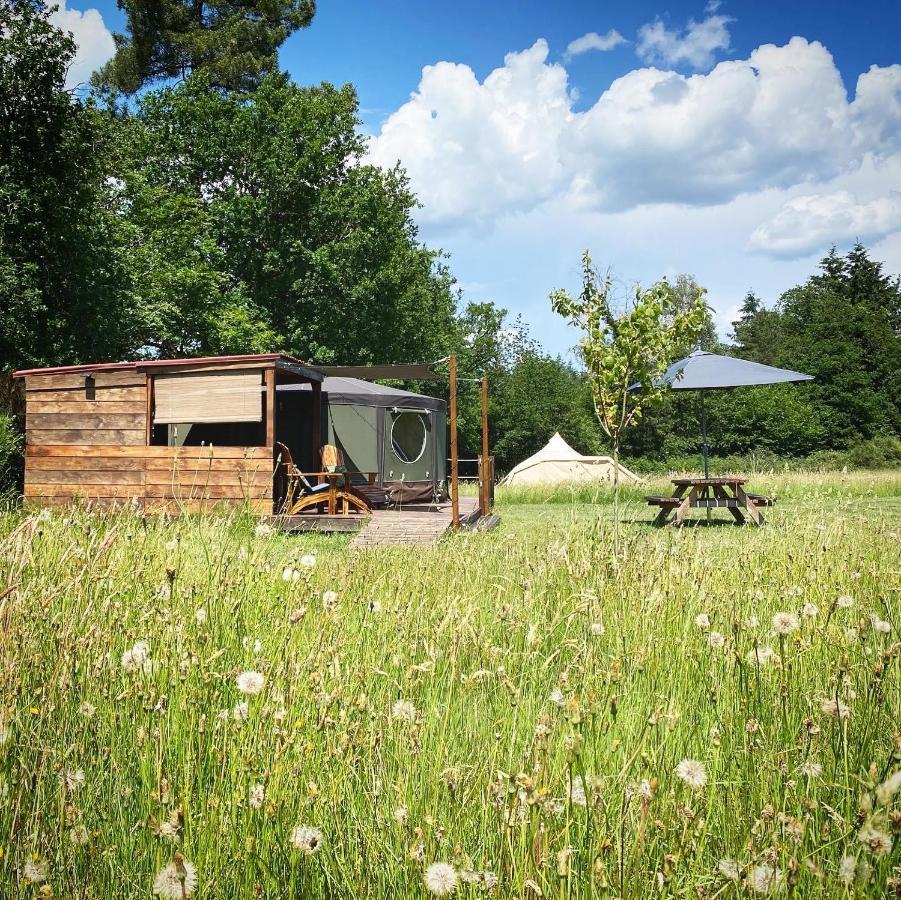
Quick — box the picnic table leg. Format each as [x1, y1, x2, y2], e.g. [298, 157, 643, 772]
[673, 485, 697, 526]
[714, 484, 746, 524]
[735, 484, 762, 526]
[654, 483, 688, 525]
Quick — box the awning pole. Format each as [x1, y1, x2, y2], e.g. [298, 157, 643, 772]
[449, 354, 459, 527]
[480, 375, 489, 517]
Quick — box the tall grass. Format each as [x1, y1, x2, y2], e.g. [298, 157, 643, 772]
[1, 474, 899, 897]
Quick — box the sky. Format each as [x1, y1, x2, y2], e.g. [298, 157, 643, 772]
[56, 0, 901, 358]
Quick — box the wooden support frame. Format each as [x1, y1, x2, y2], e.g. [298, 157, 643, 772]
[479, 375, 489, 517]
[264, 367, 276, 448]
[449, 354, 459, 528]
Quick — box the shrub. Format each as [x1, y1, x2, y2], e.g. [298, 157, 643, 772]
[847, 434, 901, 469]
[0, 413, 23, 498]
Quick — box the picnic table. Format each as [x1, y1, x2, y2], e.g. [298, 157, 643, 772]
[646, 477, 775, 527]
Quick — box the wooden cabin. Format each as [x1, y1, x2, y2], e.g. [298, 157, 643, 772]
[12, 354, 323, 513]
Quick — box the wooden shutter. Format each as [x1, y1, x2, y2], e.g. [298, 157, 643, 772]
[152, 371, 263, 424]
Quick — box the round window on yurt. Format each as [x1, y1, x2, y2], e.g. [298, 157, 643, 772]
[390, 411, 427, 464]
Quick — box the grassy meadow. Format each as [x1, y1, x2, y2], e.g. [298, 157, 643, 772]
[1, 471, 900, 898]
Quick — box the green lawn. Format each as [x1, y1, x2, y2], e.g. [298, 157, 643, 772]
[1, 471, 899, 898]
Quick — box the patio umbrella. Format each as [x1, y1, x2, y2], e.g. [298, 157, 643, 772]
[660, 348, 813, 477]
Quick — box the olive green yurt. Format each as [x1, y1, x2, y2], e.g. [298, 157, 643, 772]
[277, 378, 447, 502]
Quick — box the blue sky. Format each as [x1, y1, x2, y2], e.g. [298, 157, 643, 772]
[57, 0, 901, 358]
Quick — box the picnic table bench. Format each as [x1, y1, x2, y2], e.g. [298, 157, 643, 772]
[647, 477, 776, 526]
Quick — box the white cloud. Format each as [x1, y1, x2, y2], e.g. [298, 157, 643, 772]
[564, 30, 627, 60]
[48, 0, 115, 89]
[750, 187, 901, 258]
[368, 38, 901, 227]
[636, 13, 732, 70]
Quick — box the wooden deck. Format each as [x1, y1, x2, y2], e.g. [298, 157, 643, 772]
[270, 496, 484, 546]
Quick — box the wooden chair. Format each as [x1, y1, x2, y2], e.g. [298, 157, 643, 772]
[274, 443, 384, 515]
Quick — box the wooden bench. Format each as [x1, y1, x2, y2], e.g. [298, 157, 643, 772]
[646, 496, 682, 508]
[746, 493, 777, 507]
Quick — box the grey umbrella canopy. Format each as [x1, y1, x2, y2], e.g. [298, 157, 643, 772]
[662, 349, 813, 391]
[660, 349, 813, 477]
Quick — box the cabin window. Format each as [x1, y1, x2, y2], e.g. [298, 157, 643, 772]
[390, 411, 428, 464]
[150, 370, 266, 447]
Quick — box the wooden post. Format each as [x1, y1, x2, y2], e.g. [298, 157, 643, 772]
[449, 354, 459, 527]
[311, 378, 322, 472]
[265, 367, 276, 447]
[480, 375, 489, 517]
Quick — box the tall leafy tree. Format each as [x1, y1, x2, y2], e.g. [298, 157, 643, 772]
[114, 73, 457, 363]
[94, 0, 315, 93]
[0, 0, 130, 370]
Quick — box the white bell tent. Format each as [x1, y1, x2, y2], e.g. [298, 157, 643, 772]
[500, 433, 639, 487]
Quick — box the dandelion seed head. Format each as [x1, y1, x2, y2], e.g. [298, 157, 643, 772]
[801, 602, 819, 618]
[549, 687, 565, 707]
[675, 759, 707, 790]
[236, 671, 265, 696]
[254, 522, 273, 537]
[837, 854, 857, 884]
[708, 631, 725, 648]
[290, 824, 323, 855]
[248, 783, 265, 809]
[876, 770, 901, 806]
[59, 767, 85, 792]
[299, 555, 316, 568]
[694, 613, 710, 629]
[69, 824, 89, 846]
[820, 697, 851, 720]
[717, 858, 740, 881]
[772, 612, 800, 635]
[152, 859, 198, 898]
[837, 595, 854, 608]
[232, 701, 249, 722]
[858, 822, 893, 856]
[423, 862, 459, 896]
[391, 699, 417, 723]
[749, 863, 782, 894]
[23, 858, 49, 883]
[589, 622, 605, 636]
[322, 590, 338, 610]
[195, 608, 207, 625]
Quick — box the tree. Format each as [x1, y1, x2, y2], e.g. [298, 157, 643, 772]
[551, 253, 707, 530]
[94, 0, 315, 93]
[113, 72, 458, 363]
[0, 0, 131, 371]
[730, 290, 784, 365]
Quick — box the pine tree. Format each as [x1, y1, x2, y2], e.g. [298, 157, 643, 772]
[93, 0, 316, 93]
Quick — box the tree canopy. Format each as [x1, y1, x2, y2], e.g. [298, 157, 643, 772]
[94, 0, 315, 93]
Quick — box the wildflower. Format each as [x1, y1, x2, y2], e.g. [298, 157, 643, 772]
[802, 602, 819, 618]
[152, 857, 198, 898]
[195, 608, 207, 625]
[749, 863, 782, 894]
[837, 855, 857, 885]
[232, 701, 249, 722]
[423, 862, 458, 896]
[322, 590, 338, 610]
[694, 613, 710, 629]
[772, 612, 800, 635]
[717, 858, 740, 881]
[59, 768, 85, 792]
[69, 824, 89, 846]
[391, 699, 417, 723]
[746, 646, 779, 667]
[837, 595, 854, 609]
[569, 775, 587, 807]
[858, 822, 893, 856]
[78, 702, 96, 718]
[236, 671, 265, 696]
[249, 783, 265, 809]
[708, 631, 725, 649]
[876, 771, 901, 806]
[299, 554, 316, 568]
[121, 641, 151, 673]
[870, 616, 891, 634]
[675, 759, 707, 790]
[23, 858, 49, 883]
[290, 824, 323, 855]
[820, 697, 851, 720]
[589, 622, 605, 636]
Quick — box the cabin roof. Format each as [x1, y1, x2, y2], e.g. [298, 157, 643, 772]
[13, 353, 320, 380]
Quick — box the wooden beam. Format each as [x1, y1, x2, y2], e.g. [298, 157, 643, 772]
[145, 375, 153, 445]
[311, 379, 322, 472]
[480, 375, 489, 518]
[449, 354, 459, 528]
[264, 367, 276, 448]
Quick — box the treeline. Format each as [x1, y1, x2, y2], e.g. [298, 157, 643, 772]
[1, 0, 899, 494]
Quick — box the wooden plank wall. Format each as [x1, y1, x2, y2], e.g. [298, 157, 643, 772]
[24, 371, 274, 513]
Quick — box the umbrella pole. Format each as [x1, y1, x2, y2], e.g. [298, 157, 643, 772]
[700, 391, 709, 479]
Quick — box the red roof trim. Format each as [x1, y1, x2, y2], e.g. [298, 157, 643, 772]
[13, 353, 308, 378]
